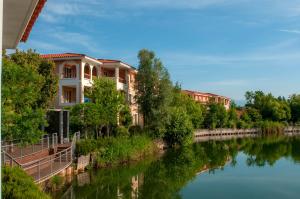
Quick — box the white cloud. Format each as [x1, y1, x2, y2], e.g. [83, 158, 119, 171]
[279, 29, 300, 34]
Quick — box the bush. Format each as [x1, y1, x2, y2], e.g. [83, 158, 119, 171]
[258, 121, 285, 135]
[129, 125, 143, 136]
[2, 166, 51, 199]
[75, 135, 156, 167]
[75, 139, 97, 156]
[164, 107, 193, 146]
[115, 126, 129, 137]
[49, 175, 63, 191]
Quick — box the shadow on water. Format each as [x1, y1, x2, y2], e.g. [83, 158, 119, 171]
[52, 135, 300, 199]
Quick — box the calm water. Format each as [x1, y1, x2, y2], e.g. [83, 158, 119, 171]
[53, 136, 300, 199]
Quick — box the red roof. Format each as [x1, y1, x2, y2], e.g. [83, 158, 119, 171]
[98, 59, 137, 70]
[182, 89, 230, 100]
[21, 0, 47, 42]
[41, 53, 84, 59]
[41, 53, 102, 63]
[98, 59, 121, 63]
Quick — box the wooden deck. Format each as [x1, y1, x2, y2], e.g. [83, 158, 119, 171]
[2, 133, 80, 184]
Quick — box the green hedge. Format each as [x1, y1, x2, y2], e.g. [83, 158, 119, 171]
[2, 166, 51, 199]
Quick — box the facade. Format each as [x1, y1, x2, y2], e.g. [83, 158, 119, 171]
[41, 53, 142, 126]
[182, 90, 231, 110]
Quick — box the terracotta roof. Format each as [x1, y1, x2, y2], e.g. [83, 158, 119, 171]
[98, 59, 121, 63]
[41, 53, 101, 63]
[182, 89, 230, 100]
[40, 53, 84, 59]
[98, 58, 137, 70]
[21, 0, 47, 42]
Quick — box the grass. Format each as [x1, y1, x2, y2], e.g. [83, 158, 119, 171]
[258, 121, 285, 135]
[75, 135, 158, 168]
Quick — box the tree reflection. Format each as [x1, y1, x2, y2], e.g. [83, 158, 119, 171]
[54, 136, 300, 199]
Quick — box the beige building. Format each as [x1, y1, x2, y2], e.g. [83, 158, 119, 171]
[41, 53, 142, 126]
[183, 90, 231, 110]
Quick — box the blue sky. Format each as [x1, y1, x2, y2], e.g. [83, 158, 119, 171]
[19, 0, 300, 103]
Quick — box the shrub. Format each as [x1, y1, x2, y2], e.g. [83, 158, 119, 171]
[258, 121, 285, 135]
[49, 175, 63, 191]
[164, 107, 193, 146]
[75, 139, 97, 156]
[115, 126, 129, 137]
[76, 135, 156, 167]
[129, 125, 143, 136]
[2, 166, 51, 199]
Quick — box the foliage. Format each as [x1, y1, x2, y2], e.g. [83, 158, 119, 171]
[164, 107, 194, 146]
[204, 103, 228, 129]
[289, 94, 300, 124]
[1, 49, 58, 143]
[258, 121, 285, 135]
[245, 91, 291, 122]
[9, 49, 58, 108]
[128, 125, 143, 136]
[70, 78, 125, 137]
[49, 175, 64, 191]
[136, 49, 173, 135]
[171, 85, 204, 129]
[75, 139, 97, 156]
[115, 126, 129, 137]
[227, 102, 238, 128]
[119, 105, 133, 127]
[2, 166, 51, 199]
[75, 135, 157, 166]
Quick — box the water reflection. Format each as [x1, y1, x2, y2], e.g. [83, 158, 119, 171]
[53, 136, 300, 199]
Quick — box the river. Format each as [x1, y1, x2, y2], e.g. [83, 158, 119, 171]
[52, 135, 300, 199]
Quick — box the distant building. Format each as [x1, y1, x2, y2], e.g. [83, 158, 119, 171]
[41, 53, 142, 126]
[182, 90, 231, 110]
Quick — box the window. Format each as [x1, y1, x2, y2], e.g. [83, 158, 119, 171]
[63, 64, 76, 78]
[92, 67, 97, 78]
[84, 64, 90, 79]
[64, 90, 72, 103]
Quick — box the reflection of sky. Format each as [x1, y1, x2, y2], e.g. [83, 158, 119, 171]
[180, 152, 300, 199]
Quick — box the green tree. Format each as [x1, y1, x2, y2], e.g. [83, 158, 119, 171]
[289, 94, 300, 124]
[204, 103, 228, 129]
[171, 84, 204, 129]
[227, 102, 238, 128]
[70, 78, 125, 137]
[119, 105, 133, 128]
[2, 59, 43, 142]
[10, 49, 58, 108]
[136, 49, 173, 137]
[164, 107, 193, 146]
[245, 91, 291, 122]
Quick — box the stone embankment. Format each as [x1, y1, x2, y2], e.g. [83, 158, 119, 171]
[194, 126, 300, 142]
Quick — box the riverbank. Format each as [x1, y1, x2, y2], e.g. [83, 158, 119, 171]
[74, 135, 164, 170]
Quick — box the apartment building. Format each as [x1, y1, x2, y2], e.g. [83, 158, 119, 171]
[182, 90, 231, 110]
[41, 53, 142, 126]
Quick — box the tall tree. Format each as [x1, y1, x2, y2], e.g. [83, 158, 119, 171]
[289, 94, 300, 124]
[10, 49, 58, 108]
[136, 49, 173, 136]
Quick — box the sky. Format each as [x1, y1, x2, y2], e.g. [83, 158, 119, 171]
[19, 0, 300, 103]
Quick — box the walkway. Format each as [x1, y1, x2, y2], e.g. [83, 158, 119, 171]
[1, 133, 79, 183]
